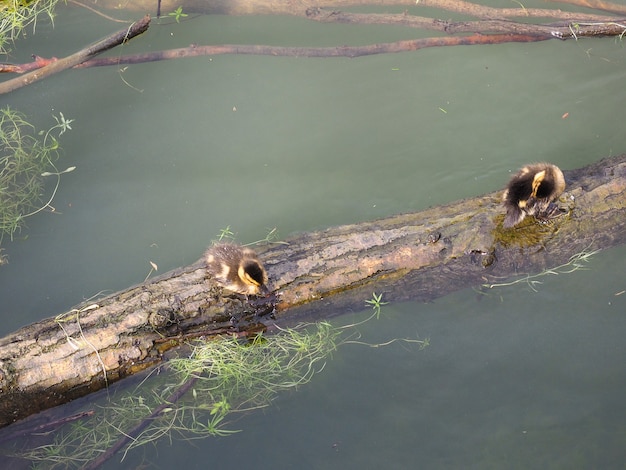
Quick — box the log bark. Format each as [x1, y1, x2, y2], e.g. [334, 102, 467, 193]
[0, 155, 625, 427]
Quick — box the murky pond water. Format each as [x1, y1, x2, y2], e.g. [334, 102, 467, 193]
[1, 1, 625, 468]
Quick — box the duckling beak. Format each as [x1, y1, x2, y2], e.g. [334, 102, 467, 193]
[258, 284, 271, 296]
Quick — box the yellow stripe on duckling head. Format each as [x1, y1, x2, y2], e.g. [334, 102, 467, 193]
[531, 170, 546, 197]
[239, 264, 261, 287]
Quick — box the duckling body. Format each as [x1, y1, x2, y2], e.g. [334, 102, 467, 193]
[205, 243, 269, 296]
[502, 163, 566, 228]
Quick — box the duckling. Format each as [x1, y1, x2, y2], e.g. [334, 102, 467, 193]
[502, 163, 566, 228]
[205, 242, 269, 296]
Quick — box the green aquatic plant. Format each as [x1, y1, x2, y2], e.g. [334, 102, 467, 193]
[216, 224, 235, 241]
[167, 6, 188, 24]
[347, 295, 430, 350]
[214, 225, 289, 246]
[170, 323, 340, 404]
[365, 292, 388, 319]
[482, 246, 599, 292]
[245, 227, 290, 246]
[0, 107, 74, 249]
[0, 0, 59, 54]
[18, 310, 427, 468]
[21, 321, 341, 468]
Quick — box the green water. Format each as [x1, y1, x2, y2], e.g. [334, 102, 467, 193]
[1, 2, 625, 468]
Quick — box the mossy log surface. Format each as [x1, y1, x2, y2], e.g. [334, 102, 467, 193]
[0, 155, 625, 427]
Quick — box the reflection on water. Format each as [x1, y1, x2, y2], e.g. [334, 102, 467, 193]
[1, 4, 625, 469]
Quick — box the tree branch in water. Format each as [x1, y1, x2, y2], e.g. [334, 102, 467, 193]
[0, 15, 151, 94]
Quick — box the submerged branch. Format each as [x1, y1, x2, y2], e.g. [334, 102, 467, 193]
[0, 8, 623, 78]
[5, 23, 624, 72]
[0, 0, 623, 92]
[309, 6, 622, 24]
[0, 15, 151, 94]
[412, 0, 620, 20]
[306, 8, 624, 35]
[82, 376, 199, 470]
[550, 0, 626, 16]
[77, 34, 550, 65]
[88, 0, 626, 19]
[0, 34, 552, 73]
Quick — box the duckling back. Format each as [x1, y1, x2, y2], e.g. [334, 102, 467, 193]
[503, 163, 565, 228]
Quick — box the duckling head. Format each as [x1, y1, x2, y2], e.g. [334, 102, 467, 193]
[205, 242, 270, 296]
[531, 165, 565, 200]
[238, 259, 270, 296]
[503, 163, 565, 228]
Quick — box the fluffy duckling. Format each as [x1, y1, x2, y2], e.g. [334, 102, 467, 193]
[502, 163, 566, 228]
[205, 243, 269, 296]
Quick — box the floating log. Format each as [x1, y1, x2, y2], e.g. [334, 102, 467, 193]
[0, 154, 625, 427]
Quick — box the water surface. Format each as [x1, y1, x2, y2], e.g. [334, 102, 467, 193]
[1, 3, 625, 468]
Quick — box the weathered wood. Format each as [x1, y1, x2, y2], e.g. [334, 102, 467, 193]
[0, 154, 625, 427]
